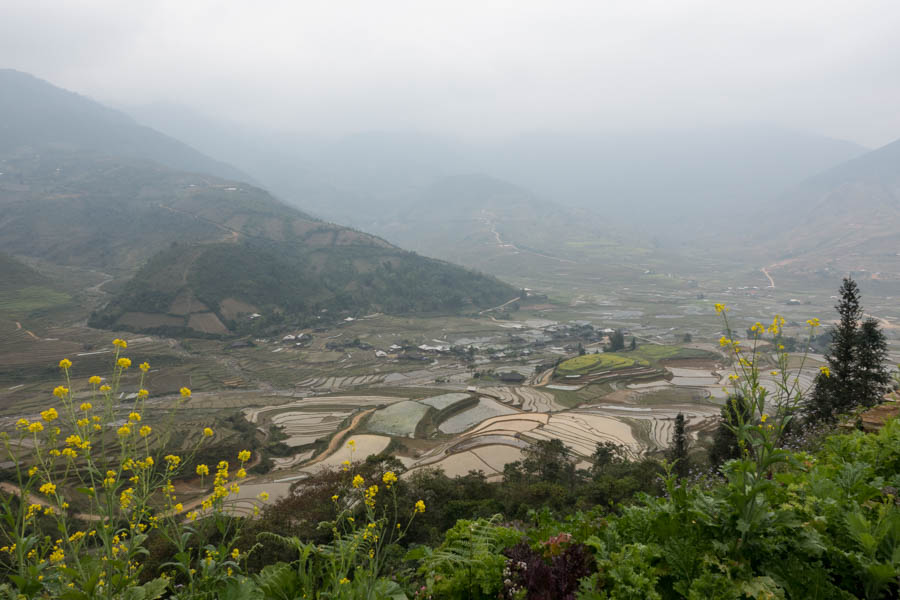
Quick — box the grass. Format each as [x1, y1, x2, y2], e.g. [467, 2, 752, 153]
[0, 286, 70, 316]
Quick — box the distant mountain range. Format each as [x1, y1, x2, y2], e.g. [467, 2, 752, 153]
[122, 104, 868, 235]
[756, 137, 900, 286]
[0, 71, 516, 335]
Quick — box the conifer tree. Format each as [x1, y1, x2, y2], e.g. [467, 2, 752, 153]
[709, 393, 751, 467]
[808, 277, 862, 422]
[855, 317, 891, 408]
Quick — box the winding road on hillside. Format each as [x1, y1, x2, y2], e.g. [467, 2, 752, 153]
[761, 267, 776, 289]
[482, 213, 577, 265]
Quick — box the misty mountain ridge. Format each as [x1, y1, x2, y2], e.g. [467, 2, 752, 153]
[756, 136, 900, 283]
[0, 70, 251, 182]
[122, 103, 867, 235]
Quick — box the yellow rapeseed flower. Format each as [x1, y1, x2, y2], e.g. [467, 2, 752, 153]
[137, 389, 149, 399]
[382, 471, 398, 487]
[202, 427, 214, 437]
[79, 402, 92, 411]
[237, 450, 251, 462]
[28, 422, 44, 433]
[58, 358, 72, 369]
[139, 425, 152, 437]
[89, 376, 102, 385]
[196, 464, 209, 476]
[180, 387, 192, 398]
[117, 425, 131, 437]
[41, 407, 59, 421]
[52, 386, 68, 399]
[352, 474, 364, 488]
[714, 303, 727, 314]
[806, 318, 820, 328]
[174, 503, 183, 512]
[415, 499, 426, 513]
[819, 366, 831, 378]
[100, 384, 111, 392]
[128, 412, 141, 422]
[139, 362, 150, 372]
[39, 482, 56, 496]
[117, 358, 132, 369]
[113, 338, 127, 349]
[259, 491, 269, 501]
[231, 548, 240, 560]
[347, 439, 356, 449]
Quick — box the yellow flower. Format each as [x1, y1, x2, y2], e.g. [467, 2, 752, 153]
[28, 466, 37, 477]
[137, 389, 149, 399]
[58, 358, 72, 369]
[236, 468, 247, 479]
[79, 402, 92, 411]
[16, 418, 29, 430]
[139, 362, 150, 372]
[117, 425, 131, 437]
[174, 502, 183, 512]
[49, 547, 65, 563]
[806, 318, 820, 328]
[89, 375, 102, 385]
[180, 387, 192, 398]
[52, 386, 68, 399]
[728, 374, 739, 381]
[750, 322, 764, 334]
[113, 338, 127, 349]
[347, 439, 356, 449]
[341, 459, 350, 471]
[28, 422, 44, 433]
[139, 425, 152, 437]
[196, 464, 209, 476]
[41, 407, 59, 421]
[259, 491, 269, 501]
[414, 499, 426, 513]
[714, 303, 726, 314]
[39, 482, 56, 496]
[231, 548, 240, 560]
[760, 413, 768, 423]
[340, 578, 350, 585]
[128, 412, 141, 422]
[382, 471, 398, 487]
[770, 371, 778, 376]
[100, 384, 111, 392]
[202, 427, 214, 437]
[331, 494, 339, 502]
[819, 366, 831, 378]
[187, 511, 198, 521]
[117, 357, 132, 369]
[237, 450, 251, 462]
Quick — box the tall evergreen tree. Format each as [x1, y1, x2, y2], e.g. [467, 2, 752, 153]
[855, 317, 891, 408]
[808, 277, 862, 422]
[668, 413, 689, 477]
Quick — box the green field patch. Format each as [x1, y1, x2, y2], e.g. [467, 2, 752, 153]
[364, 400, 430, 437]
[557, 353, 637, 374]
[0, 286, 70, 315]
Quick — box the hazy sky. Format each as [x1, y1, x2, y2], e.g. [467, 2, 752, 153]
[3, 1, 900, 147]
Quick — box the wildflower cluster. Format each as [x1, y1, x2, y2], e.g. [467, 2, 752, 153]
[0, 341, 255, 598]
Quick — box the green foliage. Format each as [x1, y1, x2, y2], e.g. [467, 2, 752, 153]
[416, 516, 522, 599]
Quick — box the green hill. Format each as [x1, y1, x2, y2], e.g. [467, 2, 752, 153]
[0, 73, 517, 335]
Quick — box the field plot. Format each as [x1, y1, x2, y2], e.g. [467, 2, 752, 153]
[365, 400, 430, 437]
[479, 386, 563, 412]
[557, 353, 638, 374]
[405, 444, 522, 480]
[302, 434, 391, 474]
[438, 398, 519, 433]
[418, 392, 471, 409]
[295, 374, 385, 392]
[269, 409, 354, 446]
[526, 412, 641, 457]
